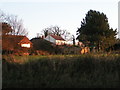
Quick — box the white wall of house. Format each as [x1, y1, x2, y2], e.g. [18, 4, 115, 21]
[44, 35, 66, 45]
[44, 35, 56, 44]
[56, 40, 66, 45]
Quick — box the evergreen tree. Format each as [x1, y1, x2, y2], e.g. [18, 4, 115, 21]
[2, 22, 12, 35]
[76, 10, 117, 51]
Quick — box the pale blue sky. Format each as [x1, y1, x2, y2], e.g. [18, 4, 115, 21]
[0, 0, 119, 39]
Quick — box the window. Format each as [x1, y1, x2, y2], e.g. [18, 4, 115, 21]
[21, 44, 30, 48]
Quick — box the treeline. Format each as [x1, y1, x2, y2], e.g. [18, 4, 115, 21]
[1, 9, 120, 55]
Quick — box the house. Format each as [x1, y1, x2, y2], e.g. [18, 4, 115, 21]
[2, 35, 32, 54]
[44, 35, 66, 45]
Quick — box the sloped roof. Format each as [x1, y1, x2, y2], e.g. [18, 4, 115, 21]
[2, 35, 31, 50]
[50, 35, 65, 41]
[4, 35, 25, 44]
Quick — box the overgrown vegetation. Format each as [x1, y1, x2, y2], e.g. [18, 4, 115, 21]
[2, 54, 120, 88]
[30, 37, 63, 55]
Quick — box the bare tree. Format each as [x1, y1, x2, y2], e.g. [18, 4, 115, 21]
[42, 25, 72, 41]
[42, 28, 49, 37]
[0, 10, 28, 36]
[51, 26, 65, 36]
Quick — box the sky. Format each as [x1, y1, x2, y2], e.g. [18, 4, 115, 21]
[0, 0, 119, 39]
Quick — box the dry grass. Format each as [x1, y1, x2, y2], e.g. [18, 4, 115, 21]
[2, 54, 120, 88]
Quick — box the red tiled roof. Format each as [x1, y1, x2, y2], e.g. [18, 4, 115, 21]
[50, 35, 65, 41]
[4, 35, 25, 44]
[2, 35, 32, 50]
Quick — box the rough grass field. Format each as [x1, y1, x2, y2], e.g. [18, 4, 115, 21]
[2, 54, 120, 88]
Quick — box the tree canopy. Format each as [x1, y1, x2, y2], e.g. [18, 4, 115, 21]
[2, 22, 12, 35]
[76, 10, 117, 51]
